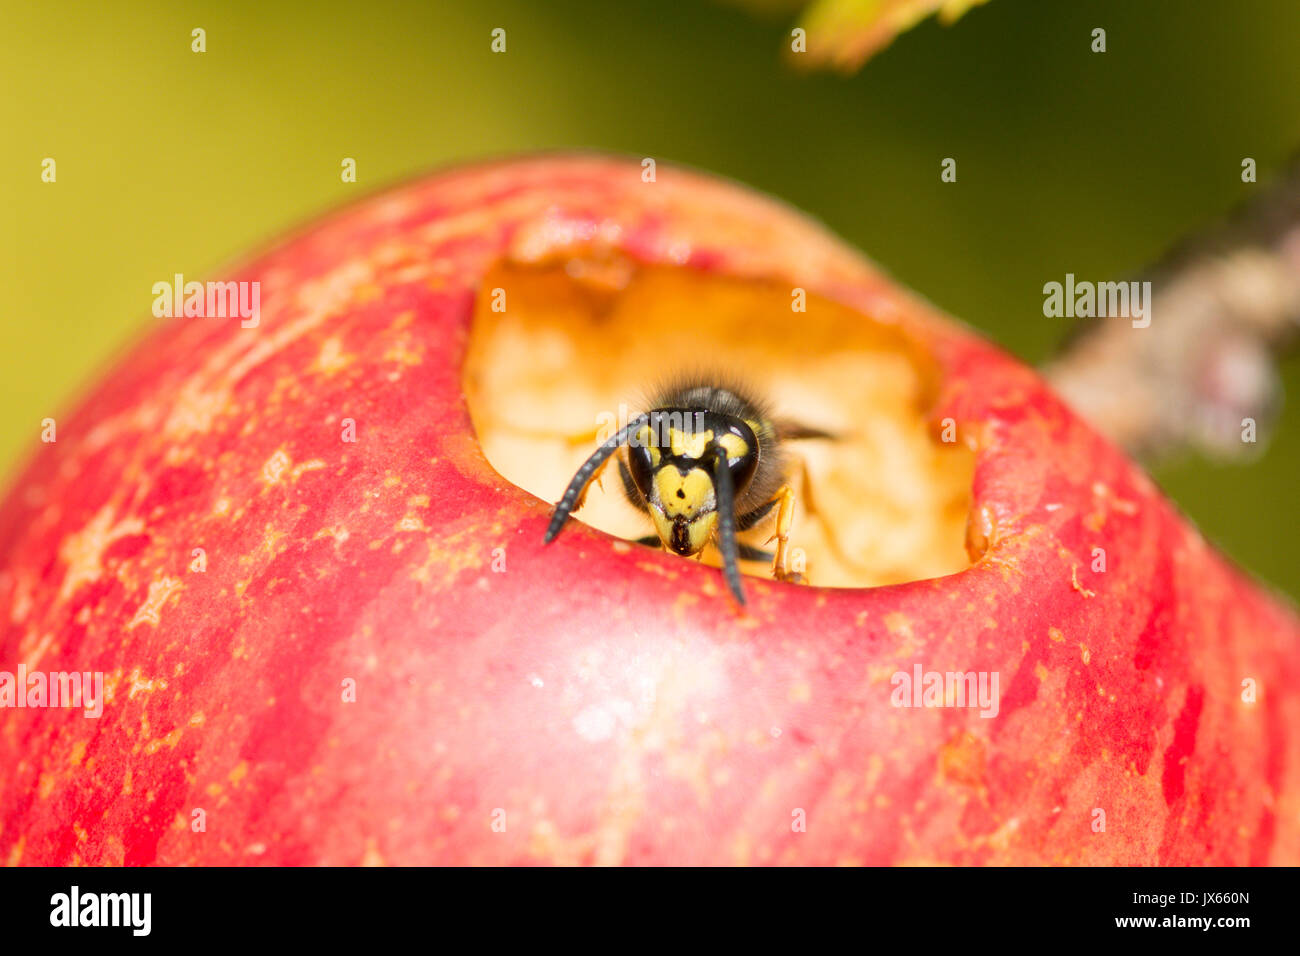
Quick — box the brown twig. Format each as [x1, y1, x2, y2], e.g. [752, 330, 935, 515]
[1043, 155, 1300, 462]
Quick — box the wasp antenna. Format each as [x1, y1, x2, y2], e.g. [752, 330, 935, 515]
[544, 413, 651, 543]
[710, 440, 746, 606]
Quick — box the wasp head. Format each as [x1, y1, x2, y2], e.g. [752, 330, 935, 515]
[625, 410, 758, 556]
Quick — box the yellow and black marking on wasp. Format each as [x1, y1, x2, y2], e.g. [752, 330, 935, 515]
[543, 377, 825, 605]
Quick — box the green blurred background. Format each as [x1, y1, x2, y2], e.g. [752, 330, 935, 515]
[3, 0, 1298, 598]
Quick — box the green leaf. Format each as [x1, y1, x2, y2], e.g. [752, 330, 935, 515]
[788, 0, 991, 71]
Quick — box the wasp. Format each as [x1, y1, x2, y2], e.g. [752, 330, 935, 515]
[543, 378, 824, 605]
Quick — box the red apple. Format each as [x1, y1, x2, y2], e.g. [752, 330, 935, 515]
[0, 155, 1296, 865]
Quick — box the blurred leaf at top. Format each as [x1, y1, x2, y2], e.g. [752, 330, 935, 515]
[734, 0, 992, 71]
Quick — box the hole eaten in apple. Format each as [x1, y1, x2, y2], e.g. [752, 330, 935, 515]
[463, 259, 976, 588]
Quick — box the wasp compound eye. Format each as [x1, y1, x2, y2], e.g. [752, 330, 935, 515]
[716, 418, 759, 493]
[626, 427, 658, 499]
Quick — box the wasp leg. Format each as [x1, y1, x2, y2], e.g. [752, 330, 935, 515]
[735, 493, 797, 580]
[759, 484, 799, 583]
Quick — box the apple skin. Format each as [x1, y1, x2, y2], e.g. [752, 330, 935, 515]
[1, 155, 1297, 866]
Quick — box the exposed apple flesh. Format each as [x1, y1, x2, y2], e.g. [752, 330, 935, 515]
[0, 156, 1296, 865]
[464, 261, 975, 589]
